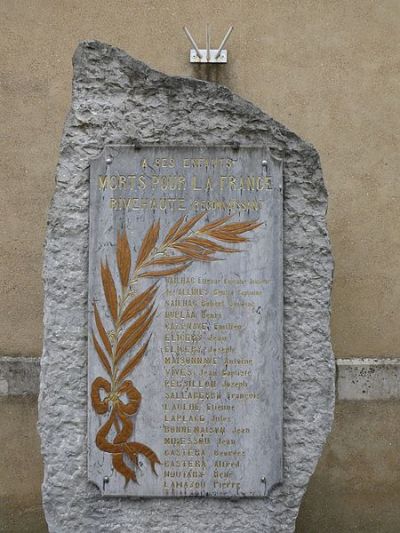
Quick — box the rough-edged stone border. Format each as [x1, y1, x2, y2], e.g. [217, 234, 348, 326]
[39, 40, 334, 532]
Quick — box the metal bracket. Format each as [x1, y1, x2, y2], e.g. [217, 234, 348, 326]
[183, 25, 233, 64]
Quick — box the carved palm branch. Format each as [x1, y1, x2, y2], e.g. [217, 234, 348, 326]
[131, 212, 262, 280]
[91, 212, 263, 485]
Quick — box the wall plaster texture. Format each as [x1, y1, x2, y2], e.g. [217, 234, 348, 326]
[39, 40, 335, 532]
[336, 358, 400, 400]
[0, 357, 40, 396]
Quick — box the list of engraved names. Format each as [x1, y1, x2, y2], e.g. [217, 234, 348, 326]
[163, 275, 270, 496]
[88, 146, 283, 497]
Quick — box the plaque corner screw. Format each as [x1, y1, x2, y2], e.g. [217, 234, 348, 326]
[261, 160, 268, 168]
[105, 155, 113, 165]
[261, 476, 266, 483]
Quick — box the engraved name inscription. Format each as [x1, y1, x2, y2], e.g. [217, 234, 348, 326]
[88, 146, 283, 497]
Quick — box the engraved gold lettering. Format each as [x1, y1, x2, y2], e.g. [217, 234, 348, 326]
[98, 176, 107, 190]
[191, 176, 201, 191]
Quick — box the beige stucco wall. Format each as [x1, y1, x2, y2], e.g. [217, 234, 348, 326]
[1, 0, 399, 357]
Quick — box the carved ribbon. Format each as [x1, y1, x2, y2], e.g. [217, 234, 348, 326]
[91, 377, 160, 483]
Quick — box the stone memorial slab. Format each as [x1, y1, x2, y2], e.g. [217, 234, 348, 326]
[39, 41, 334, 533]
[88, 145, 283, 497]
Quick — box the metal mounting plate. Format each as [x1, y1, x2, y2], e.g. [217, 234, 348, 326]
[190, 48, 227, 63]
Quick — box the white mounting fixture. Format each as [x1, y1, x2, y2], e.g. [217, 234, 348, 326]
[183, 25, 233, 64]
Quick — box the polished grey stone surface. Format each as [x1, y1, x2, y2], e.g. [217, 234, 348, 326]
[88, 146, 283, 497]
[39, 40, 334, 532]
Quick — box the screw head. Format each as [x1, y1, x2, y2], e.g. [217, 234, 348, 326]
[262, 160, 268, 167]
[105, 156, 113, 165]
[261, 476, 266, 483]
[103, 476, 109, 483]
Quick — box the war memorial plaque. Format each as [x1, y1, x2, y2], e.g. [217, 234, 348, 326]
[41, 43, 334, 531]
[88, 145, 283, 497]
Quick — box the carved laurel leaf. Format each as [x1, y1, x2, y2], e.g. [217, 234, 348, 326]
[171, 242, 216, 261]
[136, 220, 160, 269]
[101, 260, 118, 323]
[117, 338, 151, 383]
[92, 334, 112, 376]
[205, 229, 250, 243]
[220, 221, 263, 234]
[171, 212, 205, 242]
[199, 217, 263, 244]
[93, 303, 113, 356]
[138, 263, 192, 278]
[162, 214, 185, 245]
[149, 255, 192, 266]
[115, 306, 156, 363]
[117, 230, 131, 288]
[184, 236, 237, 253]
[198, 214, 233, 233]
[120, 283, 158, 325]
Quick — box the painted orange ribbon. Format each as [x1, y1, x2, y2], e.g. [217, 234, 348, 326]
[91, 377, 160, 483]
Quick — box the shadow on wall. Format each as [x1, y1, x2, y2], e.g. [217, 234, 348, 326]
[191, 64, 234, 84]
